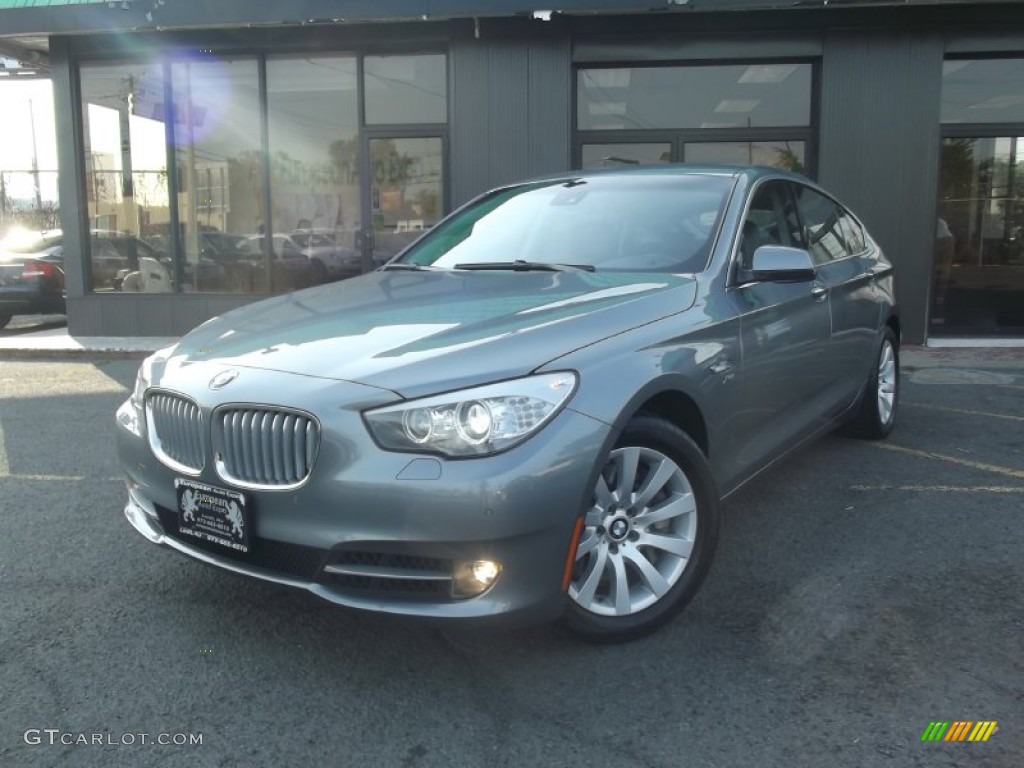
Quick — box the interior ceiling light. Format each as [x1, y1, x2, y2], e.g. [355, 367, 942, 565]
[582, 69, 631, 89]
[714, 99, 760, 113]
[738, 64, 799, 84]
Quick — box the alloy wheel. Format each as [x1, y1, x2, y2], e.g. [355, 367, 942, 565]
[569, 446, 698, 617]
[877, 340, 897, 426]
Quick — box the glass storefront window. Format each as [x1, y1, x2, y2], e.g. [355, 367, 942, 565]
[941, 59, 1024, 124]
[364, 54, 447, 124]
[171, 59, 268, 293]
[684, 141, 806, 173]
[577, 63, 811, 131]
[932, 136, 1024, 334]
[267, 56, 361, 285]
[581, 143, 671, 168]
[0, 80, 59, 239]
[77, 51, 448, 296]
[80, 62, 170, 292]
[368, 137, 443, 265]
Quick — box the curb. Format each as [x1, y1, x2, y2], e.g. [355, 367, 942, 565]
[0, 348, 156, 361]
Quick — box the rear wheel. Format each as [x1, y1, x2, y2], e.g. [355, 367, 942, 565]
[845, 328, 899, 439]
[561, 416, 719, 643]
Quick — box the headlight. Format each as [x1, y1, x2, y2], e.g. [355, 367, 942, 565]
[131, 354, 156, 408]
[363, 372, 577, 457]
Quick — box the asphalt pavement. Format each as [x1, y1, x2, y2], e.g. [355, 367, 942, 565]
[0, 353, 1021, 768]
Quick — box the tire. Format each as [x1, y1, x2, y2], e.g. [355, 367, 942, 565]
[561, 415, 719, 643]
[845, 328, 899, 440]
[0, 313, 11, 329]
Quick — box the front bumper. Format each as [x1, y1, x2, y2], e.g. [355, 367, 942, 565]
[117, 368, 611, 626]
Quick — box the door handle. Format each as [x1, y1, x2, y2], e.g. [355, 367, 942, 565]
[811, 284, 828, 301]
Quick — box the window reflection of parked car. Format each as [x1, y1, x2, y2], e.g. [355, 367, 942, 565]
[239, 234, 323, 291]
[290, 228, 362, 279]
[0, 230, 66, 328]
[0, 228, 165, 299]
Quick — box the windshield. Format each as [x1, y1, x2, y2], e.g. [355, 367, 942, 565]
[400, 174, 733, 273]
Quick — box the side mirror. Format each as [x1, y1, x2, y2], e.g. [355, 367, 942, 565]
[750, 245, 816, 282]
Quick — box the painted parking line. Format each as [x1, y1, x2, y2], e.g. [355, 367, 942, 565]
[851, 484, 1024, 493]
[904, 402, 1024, 422]
[874, 443, 1024, 481]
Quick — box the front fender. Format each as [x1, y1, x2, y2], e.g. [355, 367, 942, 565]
[537, 312, 743, 488]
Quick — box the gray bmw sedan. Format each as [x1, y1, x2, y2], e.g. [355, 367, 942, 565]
[117, 166, 899, 642]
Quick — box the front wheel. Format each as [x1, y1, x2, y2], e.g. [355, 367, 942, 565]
[561, 416, 719, 643]
[845, 328, 899, 439]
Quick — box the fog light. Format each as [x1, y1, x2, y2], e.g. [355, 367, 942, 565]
[451, 559, 502, 598]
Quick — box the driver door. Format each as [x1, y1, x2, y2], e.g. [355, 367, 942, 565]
[727, 179, 834, 480]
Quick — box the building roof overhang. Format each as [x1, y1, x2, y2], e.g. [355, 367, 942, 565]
[0, 0, 1016, 72]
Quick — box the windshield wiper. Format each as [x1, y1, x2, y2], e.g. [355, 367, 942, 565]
[453, 260, 596, 273]
[378, 263, 442, 272]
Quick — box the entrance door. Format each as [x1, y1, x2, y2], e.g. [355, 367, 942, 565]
[360, 135, 445, 269]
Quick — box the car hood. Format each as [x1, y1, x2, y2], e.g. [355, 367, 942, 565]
[165, 270, 698, 398]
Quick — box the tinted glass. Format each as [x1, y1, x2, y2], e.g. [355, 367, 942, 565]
[793, 185, 850, 265]
[941, 59, 1024, 124]
[686, 141, 806, 174]
[581, 143, 671, 168]
[402, 175, 733, 274]
[578, 63, 812, 130]
[0, 79, 59, 237]
[932, 136, 1024, 335]
[267, 56, 361, 286]
[80, 62, 170, 292]
[364, 55, 447, 124]
[738, 181, 803, 270]
[837, 210, 866, 254]
[369, 137, 444, 265]
[171, 59, 270, 293]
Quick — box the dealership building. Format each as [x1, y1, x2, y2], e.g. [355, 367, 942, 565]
[0, 0, 1023, 343]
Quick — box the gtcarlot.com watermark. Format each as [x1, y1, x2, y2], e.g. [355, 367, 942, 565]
[24, 729, 203, 747]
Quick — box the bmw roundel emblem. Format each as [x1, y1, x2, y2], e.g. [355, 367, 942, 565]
[209, 369, 239, 390]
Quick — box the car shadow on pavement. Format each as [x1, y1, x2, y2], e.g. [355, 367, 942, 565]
[0, 314, 68, 336]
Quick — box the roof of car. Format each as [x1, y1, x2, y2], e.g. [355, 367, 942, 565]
[504, 163, 808, 188]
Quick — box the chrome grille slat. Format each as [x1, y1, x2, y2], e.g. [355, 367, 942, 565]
[264, 411, 276, 483]
[214, 406, 319, 489]
[146, 392, 204, 474]
[270, 412, 284, 484]
[282, 414, 295, 481]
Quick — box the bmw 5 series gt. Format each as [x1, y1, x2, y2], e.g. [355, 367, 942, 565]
[117, 166, 899, 642]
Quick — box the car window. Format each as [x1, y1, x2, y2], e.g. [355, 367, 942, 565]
[792, 184, 851, 265]
[738, 180, 801, 271]
[402, 175, 734, 274]
[278, 237, 301, 257]
[837, 210, 866, 254]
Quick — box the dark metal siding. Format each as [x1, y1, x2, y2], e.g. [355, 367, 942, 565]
[450, 38, 570, 206]
[67, 294, 259, 337]
[818, 30, 944, 345]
